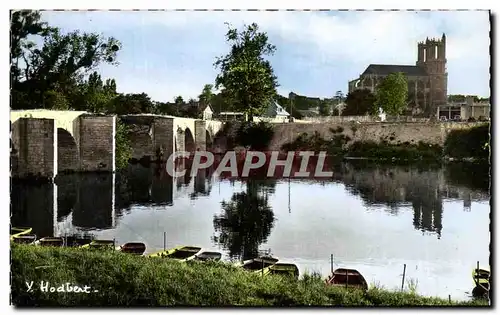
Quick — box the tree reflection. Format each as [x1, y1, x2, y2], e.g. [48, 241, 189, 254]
[213, 178, 276, 261]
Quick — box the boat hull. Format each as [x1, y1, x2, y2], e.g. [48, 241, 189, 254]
[192, 251, 222, 262]
[235, 256, 279, 273]
[12, 234, 37, 244]
[35, 237, 64, 247]
[148, 246, 202, 260]
[266, 263, 299, 279]
[79, 240, 116, 250]
[326, 268, 368, 291]
[118, 242, 147, 255]
[10, 227, 33, 241]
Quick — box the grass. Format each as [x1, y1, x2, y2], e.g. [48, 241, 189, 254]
[11, 244, 489, 307]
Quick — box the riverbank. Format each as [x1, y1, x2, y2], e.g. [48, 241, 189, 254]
[11, 245, 488, 307]
[278, 124, 489, 162]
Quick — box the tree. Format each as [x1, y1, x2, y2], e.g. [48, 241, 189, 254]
[375, 72, 408, 116]
[214, 23, 279, 121]
[318, 100, 330, 116]
[335, 90, 344, 104]
[199, 84, 214, 105]
[343, 89, 376, 116]
[71, 71, 117, 113]
[10, 10, 121, 110]
[110, 93, 154, 115]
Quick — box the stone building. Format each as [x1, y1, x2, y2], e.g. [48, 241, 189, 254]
[348, 34, 448, 117]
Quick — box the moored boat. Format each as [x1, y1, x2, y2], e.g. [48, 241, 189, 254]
[117, 242, 147, 255]
[265, 263, 299, 279]
[81, 239, 116, 250]
[472, 267, 490, 298]
[148, 246, 202, 260]
[191, 251, 222, 262]
[35, 237, 64, 247]
[235, 256, 279, 273]
[12, 234, 37, 244]
[10, 227, 33, 240]
[326, 268, 368, 291]
[64, 236, 93, 247]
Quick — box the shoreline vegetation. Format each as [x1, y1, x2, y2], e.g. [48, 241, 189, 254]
[11, 245, 489, 307]
[278, 123, 490, 163]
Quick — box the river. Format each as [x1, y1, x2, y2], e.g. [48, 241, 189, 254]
[10, 160, 490, 301]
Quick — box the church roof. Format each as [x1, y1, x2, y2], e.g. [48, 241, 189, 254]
[361, 64, 428, 77]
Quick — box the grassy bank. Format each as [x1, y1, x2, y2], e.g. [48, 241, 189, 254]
[11, 245, 488, 307]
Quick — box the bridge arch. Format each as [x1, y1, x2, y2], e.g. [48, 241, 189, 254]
[205, 130, 213, 151]
[176, 127, 185, 152]
[185, 127, 195, 153]
[57, 128, 79, 173]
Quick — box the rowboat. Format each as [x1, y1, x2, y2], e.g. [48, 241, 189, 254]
[265, 263, 300, 279]
[10, 227, 33, 240]
[148, 246, 202, 260]
[80, 239, 116, 250]
[117, 242, 147, 255]
[326, 268, 368, 291]
[34, 237, 64, 247]
[190, 251, 222, 262]
[11, 234, 37, 244]
[472, 267, 490, 286]
[235, 256, 279, 273]
[472, 267, 490, 298]
[63, 236, 93, 247]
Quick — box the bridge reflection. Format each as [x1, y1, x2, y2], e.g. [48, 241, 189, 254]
[10, 159, 489, 239]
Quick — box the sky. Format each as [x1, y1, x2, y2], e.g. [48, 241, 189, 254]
[40, 10, 491, 102]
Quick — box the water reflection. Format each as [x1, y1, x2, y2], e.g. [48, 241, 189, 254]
[213, 179, 277, 260]
[10, 161, 489, 240]
[10, 159, 490, 300]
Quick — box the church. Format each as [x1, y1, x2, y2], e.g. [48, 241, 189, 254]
[348, 34, 448, 117]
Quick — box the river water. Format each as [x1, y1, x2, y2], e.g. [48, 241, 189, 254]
[11, 160, 490, 301]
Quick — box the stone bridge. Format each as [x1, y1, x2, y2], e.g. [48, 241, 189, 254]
[10, 110, 225, 179]
[120, 114, 224, 162]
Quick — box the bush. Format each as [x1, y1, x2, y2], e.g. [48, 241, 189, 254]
[236, 121, 274, 150]
[444, 124, 490, 160]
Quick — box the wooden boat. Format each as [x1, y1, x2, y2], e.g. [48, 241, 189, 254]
[148, 246, 202, 260]
[472, 268, 490, 286]
[472, 267, 490, 298]
[326, 268, 368, 291]
[81, 239, 116, 250]
[265, 263, 300, 279]
[63, 236, 93, 247]
[11, 234, 37, 244]
[10, 227, 33, 240]
[35, 237, 64, 247]
[190, 251, 222, 262]
[117, 242, 146, 255]
[235, 256, 279, 273]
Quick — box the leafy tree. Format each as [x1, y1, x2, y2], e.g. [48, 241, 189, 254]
[199, 84, 214, 105]
[318, 100, 330, 116]
[335, 90, 344, 103]
[10, 10, 121, 110]
[110, 93, 154, 115]
[72, 71, 117, 113]
[375, 72, 408, 116]
[343, 89, 376, 116]
[214, 23, 279, 121]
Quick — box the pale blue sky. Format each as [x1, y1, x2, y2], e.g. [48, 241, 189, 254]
[41, 10, 490, 102]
